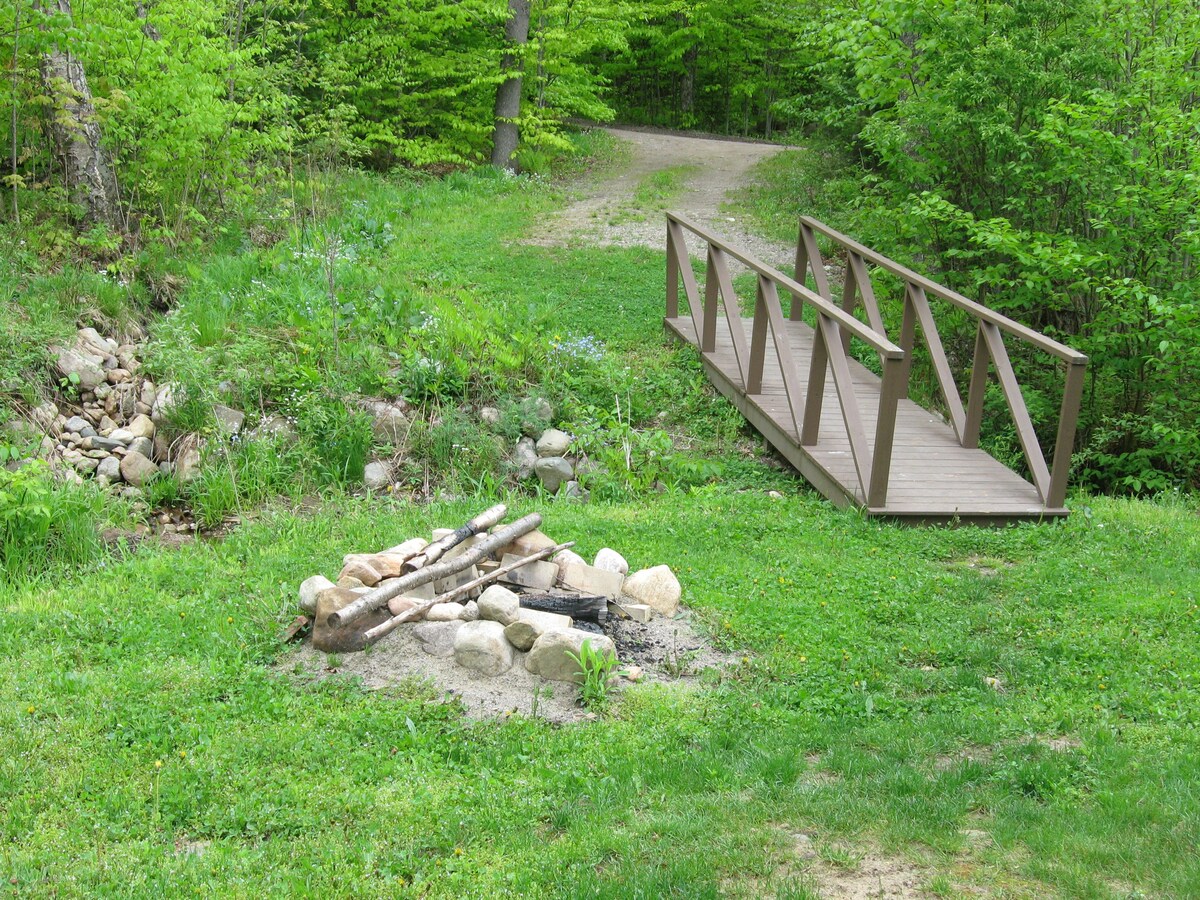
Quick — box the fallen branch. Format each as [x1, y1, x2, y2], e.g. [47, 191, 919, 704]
[401, 504, 507, 574]
[363, 540, 576, 644]
[329, 512, 543, 628]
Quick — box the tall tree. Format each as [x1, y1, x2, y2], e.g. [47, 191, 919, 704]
[491, 0, 531, 171]
[37, 0, 120, 229]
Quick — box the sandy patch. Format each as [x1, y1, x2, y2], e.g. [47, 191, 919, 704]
[285, 608, 738, 724]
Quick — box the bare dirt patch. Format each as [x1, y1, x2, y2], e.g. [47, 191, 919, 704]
[808, 850, 933, 900]
[527, 126, 794, 269]
[775, 828, 936, 899]
[286, 608, 737, 724]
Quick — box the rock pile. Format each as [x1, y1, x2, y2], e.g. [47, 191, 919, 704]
[514, 426, 587, 498]
[297, 518, 683, 688]
[20, 328, 204, 495]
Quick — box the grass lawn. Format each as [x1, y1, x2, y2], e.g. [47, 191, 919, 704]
[3, 134, 1199, 897]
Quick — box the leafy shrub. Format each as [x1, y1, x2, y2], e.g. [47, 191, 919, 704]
[0, 463, 108, 578]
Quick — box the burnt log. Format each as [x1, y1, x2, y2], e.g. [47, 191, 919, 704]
[518, 592, 607, 625]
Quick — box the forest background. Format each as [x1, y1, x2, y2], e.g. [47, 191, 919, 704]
[2, 0, 1198, 494]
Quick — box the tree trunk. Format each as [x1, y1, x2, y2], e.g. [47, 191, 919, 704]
[38, 0, 120, 230]
[490, 0, 531, 171]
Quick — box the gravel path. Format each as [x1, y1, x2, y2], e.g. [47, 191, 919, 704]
[527, 127, 795, 270]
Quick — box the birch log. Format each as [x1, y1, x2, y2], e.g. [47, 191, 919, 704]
[328, 512, 542, 628]
[401, 504, 507, 574]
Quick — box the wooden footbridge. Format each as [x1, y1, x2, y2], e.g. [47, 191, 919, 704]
[664, 213, 1088, 524]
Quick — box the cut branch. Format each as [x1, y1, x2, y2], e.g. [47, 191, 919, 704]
[401, 504, 507, 574]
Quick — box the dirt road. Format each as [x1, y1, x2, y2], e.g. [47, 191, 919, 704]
[527, 127, 794, 269]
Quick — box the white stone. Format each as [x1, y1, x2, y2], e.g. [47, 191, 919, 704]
[477, 584, 520, 626]
[553, 548, 587, 568]
[454, 620, 514, 675]
[622, 565, 681, 616]
[363, 461, 392, 491]
[594, 548, 629, 575]
[299, 575, 335, 613]
[426, 602, 466, 622]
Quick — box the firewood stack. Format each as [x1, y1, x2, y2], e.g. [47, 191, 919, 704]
[293, 505, 682, 684]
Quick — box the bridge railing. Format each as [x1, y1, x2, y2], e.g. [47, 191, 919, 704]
[666, 212, 908, 506]
[797, 217, 1088, 509]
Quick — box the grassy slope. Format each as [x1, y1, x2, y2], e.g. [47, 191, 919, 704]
[3, 142, 1200, 898]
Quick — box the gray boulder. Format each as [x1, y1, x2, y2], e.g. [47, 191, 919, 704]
[213, 404, 245, 435]
[453, 620, 514, 675]
[534, 456, 573, 493]
[477, 584, 520, 626]
[535, 428, 571, 458]
[96, 456, 122, 484]
[127, 436, 153, 459]
[361, 399, 410, 444]
[119, 451, 159, 487]
[64, 416, 94, 437]
[363, 461, 392, 492]
[413, 621, 463, 658]
[525, 629, 616, 683]
[513, 437, 538, 481]
[54, 347, 105, 391]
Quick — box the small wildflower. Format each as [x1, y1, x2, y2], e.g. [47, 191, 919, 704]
[799, 655, 807, 662]
[454, 847, 463, 856]
[155, 760, 163, 769]
[26, 706, 35, 714]
[227, 617, 234, 624]
[179, 750, 187, 759]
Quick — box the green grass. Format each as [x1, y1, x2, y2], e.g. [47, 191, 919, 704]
[3, 130, 1200, 897]
[2, 493, 1198, 896]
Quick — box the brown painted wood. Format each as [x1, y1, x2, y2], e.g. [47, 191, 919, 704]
[1049, 361, 1087, 508]
[980, 322, 1051, 500]
[907, 282, 967, 440]
[802, 216, 1087, 363]
[663, 215, 1086, 524]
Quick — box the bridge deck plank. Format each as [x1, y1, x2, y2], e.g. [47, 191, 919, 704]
[666, 313, 1065, 522]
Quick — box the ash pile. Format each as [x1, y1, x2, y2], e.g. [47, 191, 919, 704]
[294, 505, 682, 685]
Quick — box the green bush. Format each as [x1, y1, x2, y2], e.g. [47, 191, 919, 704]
[0, 463, 109, 578]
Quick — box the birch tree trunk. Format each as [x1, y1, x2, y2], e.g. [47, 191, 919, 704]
[38, 0, 120, 230]
[490, 0, 531, 172]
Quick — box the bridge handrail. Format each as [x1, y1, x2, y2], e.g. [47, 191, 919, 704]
[669, 212, 904, 359]
[801, 217, 1086, 364]
[797, 216, 1088, 509]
